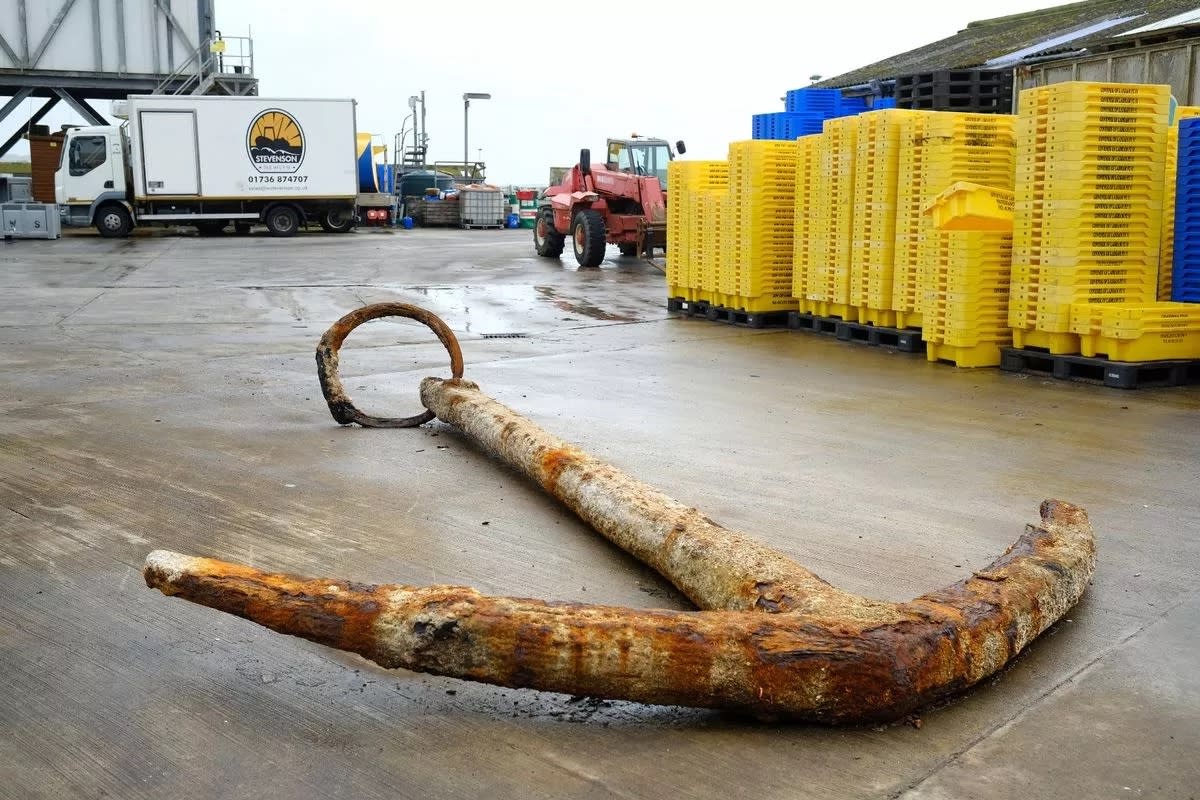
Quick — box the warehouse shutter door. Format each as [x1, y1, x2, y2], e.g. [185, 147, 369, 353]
[140, 111, 200, 195]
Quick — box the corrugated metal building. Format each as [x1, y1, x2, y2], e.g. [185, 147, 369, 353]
[816, 0, 1200, 106]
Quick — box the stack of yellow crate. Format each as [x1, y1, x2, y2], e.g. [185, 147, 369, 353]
[725, 140, 799, 312]
[893, 112, 933, 329]
[1069, 302, 1200, 360]
[918, 115, 1018, 367]
[850, 109, 924, 326]
[687, 193, 708, 301]
[666, 161, 689, 299]
[792, 134, 822, 312]
[1159, 106, 1200, 301]
[1011, 81, 1170, 355]
[894, 113, 1016, 332]
[665, 160, 728, 303]
[698, 193, 723, 304]
[719, 194, 737, 306]
[806, 117, 857, 318]
[923, 231, 1016, 366]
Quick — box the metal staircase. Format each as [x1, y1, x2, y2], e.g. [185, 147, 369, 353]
[153, 36, 258, 96]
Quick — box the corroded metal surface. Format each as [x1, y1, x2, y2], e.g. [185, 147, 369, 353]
[144, 501, 1094, 722]
[419, 377, 883, 618]
[316, 303, 464, 428]
[145, 304, 1097, 723]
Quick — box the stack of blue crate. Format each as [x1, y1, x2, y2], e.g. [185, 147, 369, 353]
[1172, 117, 1200, 302]
[750, 88, 877, 140]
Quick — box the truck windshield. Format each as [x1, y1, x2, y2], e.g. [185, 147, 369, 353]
[68, 135, 107, 176]
[629, 144, 670, 189]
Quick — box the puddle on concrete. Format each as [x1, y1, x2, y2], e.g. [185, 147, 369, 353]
[356, 284, 641, 334]
[533, 286, 635, 322]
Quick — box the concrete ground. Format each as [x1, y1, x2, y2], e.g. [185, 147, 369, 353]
[1, 227, 1197, 800]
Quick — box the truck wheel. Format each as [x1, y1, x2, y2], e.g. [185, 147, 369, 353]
[533, 209, 564, 257]
[319, 207, 355, 233]
[571, 209, 606, 268]
[265, 205, 300, 237]
[618, 243, 638, 257]
[95, 203, 133, 238]
[195, 220, 227, 236]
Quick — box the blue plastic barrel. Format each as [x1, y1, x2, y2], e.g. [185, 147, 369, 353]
[401, 216, 414, 229]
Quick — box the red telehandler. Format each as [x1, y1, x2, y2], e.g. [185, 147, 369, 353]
[534, 135, 685, 267]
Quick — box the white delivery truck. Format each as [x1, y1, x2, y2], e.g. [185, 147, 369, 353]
[55, 95, 359, 237]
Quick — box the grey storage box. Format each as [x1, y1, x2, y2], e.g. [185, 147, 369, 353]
[2, 203, 62, 239]
[0, 176, 33, 203]
[459, 188, 505, 228]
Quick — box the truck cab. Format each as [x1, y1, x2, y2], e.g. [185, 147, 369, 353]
[55, 125, 131, 234]
[604, 136, 681, 190]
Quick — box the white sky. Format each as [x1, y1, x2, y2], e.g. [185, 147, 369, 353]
[3, 0, 1078, 184]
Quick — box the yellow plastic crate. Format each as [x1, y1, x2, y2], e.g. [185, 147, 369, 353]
[925, 182, 1014, 232]
[925, 341, 1007, 367]
[725, 293, 800, 313]
[1010, 328, 1081, 354]
[1017, 81, 1170, 105]
[1079, 331, 1200, 361]
[1071, 302, 1200, 337]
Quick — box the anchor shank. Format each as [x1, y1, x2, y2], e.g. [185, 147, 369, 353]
[419, 377, 869, 616]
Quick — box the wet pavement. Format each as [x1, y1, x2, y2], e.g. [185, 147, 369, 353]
[1, 228, 1197, 799]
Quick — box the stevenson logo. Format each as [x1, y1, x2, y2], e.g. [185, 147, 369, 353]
[247, 109, 305, 173]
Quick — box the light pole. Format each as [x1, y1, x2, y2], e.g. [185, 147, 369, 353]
[463, 92, 491, 178]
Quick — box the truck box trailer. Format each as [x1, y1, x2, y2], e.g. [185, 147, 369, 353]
[56, 95, 360, 237]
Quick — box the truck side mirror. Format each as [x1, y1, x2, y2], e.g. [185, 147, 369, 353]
[676, 140, 687, 155]
[579, 148, 591, 175]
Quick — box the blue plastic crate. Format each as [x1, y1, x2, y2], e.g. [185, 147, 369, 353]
[785, 88, 843, 114]
[1176, 118, 1200, 298]
[836, 95, 869, 114]
[872, 96, 897, 109]
[752, 113, 770, 139]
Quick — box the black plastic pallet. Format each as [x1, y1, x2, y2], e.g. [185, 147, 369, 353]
[999, 347, 1200, 389]
[897, 96, 1012, 112]
[897, 69, 1012, 85]
[894, 69, 1013, 114]
[787, 312, 925, 353]
[666, 297, 709, 316]
[899, 90, 1013, 104]
[667, 299, 789, 328]
[707, 306, 792, 328]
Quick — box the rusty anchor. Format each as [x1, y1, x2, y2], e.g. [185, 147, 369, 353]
[144, 303, 1096, 723]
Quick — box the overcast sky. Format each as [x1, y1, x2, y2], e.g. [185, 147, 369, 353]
[4, 0, 1077, 185]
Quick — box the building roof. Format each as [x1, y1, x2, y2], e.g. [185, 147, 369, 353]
[815, 0, 1200, 88]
